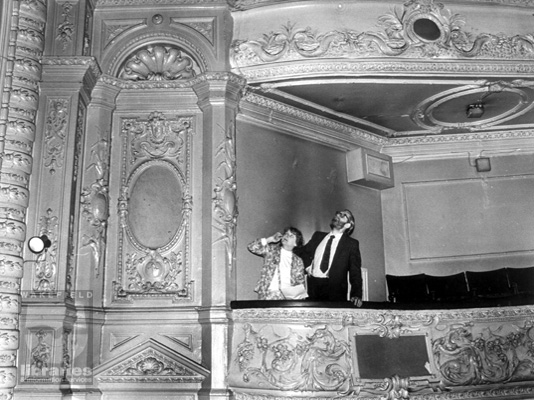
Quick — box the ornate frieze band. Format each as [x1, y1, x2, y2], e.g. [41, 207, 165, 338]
[99, 71, 246, 90]
[229, 0, 534, 11]
[231, 0, 534, 70]
[237, 60, 534, 84]
[232, 304, 534, 324]
[387, 127, 534, 146]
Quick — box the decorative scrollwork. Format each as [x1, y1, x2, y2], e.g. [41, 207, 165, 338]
[235, 323, 352, 392]
[123, 249, 184, 295]
[29, 330, 51, 377]
[213, 121, 238, 271]
[231, 0, 534, 68]
[343, 311, 436, 339]
[44, 98, 69, 174]
[56, 2, 74, 51]
[32, 209, 58, 293]
[124, 112, 191, 163]
[119, 45, 197, 81]
[81, 133, 110, 277]
[371, 375, 410, 400]
[433, 322, 534, 386]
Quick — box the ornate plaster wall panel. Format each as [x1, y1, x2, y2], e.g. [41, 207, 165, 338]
[55, 2, 76, 54]
[111, 111, 194, 303]
[93, 4, 230, 75]
[170, 17, 216, 46]
[30, 209, 59, 293]
[101, 19, 148, 51]
[43, 97, 70, 174]
[24, 87, 86, 298]
[80, 127, 109, 279]
[20, 328, 55, 383]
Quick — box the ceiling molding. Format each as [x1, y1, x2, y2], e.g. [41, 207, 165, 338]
[234, 60, 534, 84]
[383, 128, 534, 161]
[239, 90, 534, 161]
[239, 92, 387, 151]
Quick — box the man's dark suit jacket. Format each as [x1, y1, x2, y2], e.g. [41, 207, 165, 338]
[297, 232, 362, 301]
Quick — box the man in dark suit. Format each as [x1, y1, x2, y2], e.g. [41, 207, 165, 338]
[296, 210, 363, 306]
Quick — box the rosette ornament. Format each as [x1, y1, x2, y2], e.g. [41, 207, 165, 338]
[119, 45, 197, 81]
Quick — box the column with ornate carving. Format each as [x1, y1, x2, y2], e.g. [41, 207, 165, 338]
[77, 78, 119, 296]
[0, 0, 47, 398]
[70, 79, 119, 393]
[193, 73, 245, 399]
[18, 60, 99, 396]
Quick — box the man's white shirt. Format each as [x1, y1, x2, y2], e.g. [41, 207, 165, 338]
[308, 231, 344, 277]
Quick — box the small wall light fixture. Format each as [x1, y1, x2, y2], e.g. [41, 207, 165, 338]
[475, 157, 491, 172]
[28, 235, 51, 254]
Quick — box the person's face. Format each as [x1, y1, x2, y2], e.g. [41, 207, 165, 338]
[330, 211, 351, 232]
[281, 231, 297, 249]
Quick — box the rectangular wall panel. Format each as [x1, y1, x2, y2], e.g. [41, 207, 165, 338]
[404, 175, 534, 260]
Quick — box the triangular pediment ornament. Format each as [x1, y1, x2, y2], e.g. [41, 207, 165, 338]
[162, 334, 193, 351]
[94, 338, 209, 383]
[109, 332, 140, 351]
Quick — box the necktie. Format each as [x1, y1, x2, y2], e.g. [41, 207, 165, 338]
[320, 235, 335, 273]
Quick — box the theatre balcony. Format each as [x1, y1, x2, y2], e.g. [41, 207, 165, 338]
[229, 299, 534, 400]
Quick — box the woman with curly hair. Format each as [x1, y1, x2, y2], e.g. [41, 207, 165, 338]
[247, 227, 307, 300]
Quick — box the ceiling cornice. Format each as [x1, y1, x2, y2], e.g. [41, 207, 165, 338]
[239, 91, 387, 151]
[228, 0, 534, 11]
[235, 60, 534, 85]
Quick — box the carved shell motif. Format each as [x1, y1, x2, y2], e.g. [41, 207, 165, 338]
[119, 45, 197, 81]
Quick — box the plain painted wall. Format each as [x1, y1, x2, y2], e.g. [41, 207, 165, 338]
[236, 121, 386, 301]
[382, 152, 534, 278]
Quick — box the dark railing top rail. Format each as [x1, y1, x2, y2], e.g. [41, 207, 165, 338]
[231, 294, 534, 310]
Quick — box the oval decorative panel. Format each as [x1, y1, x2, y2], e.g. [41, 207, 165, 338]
[113, 112, 194, 301]
[127, 161, 183, 250]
